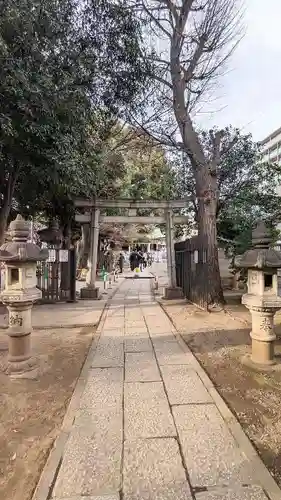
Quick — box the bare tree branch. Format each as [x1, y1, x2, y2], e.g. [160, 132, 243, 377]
[128, 0, 244, 303]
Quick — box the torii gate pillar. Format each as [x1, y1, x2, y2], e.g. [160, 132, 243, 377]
[80, 208, 100, 299]
[164, 209, 183, 300]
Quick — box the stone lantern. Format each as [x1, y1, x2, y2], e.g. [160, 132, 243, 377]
[0, 215, 48, 376]
[237, 221, 281, 367]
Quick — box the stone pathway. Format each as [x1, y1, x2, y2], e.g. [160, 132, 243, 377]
[46, 278, 279, 500]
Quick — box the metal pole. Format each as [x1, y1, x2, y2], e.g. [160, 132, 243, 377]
[170, 219, 176, 288]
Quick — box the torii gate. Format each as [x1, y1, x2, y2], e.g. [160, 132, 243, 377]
[74, 198, 189, 299]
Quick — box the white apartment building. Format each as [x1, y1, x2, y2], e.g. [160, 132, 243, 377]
[260, 126, 281, 242]
[260, 126, 281, 171]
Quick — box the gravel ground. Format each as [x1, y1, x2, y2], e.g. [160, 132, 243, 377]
[162, 300, 281, 487]
[0, 325, 94, 500]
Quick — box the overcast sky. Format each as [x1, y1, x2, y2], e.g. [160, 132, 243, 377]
[196, 0, 281, 141]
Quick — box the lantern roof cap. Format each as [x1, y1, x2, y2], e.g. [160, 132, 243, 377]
[237, 221, 281, 269]
[0, 214, 48, 263]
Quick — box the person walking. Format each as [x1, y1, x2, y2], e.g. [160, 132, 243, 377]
[118, 252, 125, 274]
[129, 249, 139, 271]
[138, 250, 144, 271]
[143, 251, 148, 269]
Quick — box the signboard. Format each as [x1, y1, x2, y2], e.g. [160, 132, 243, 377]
[59, 250, 69, 263]
[46, 249, 68, 262]
[47, 249, 56, 262]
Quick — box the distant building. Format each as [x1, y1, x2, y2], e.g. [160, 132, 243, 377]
[259, 126, 281, 240]
[260, 125, 281, 171]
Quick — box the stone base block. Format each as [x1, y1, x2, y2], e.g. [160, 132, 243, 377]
[251, 338, 275, 366]
[6, 356, 38, 378]
[163, 287, 183, 300]
[241, 353, 281, 372]
[80, 287, 100, 300]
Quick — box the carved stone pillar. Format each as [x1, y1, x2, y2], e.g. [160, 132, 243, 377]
[237, 221, 281, 367]
[0, 215, 48, 377]
[164, 209, 183, 300]
[246, 306, 276, 365]
[81, 208, 100, 299]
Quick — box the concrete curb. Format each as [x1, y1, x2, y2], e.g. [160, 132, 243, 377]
[32, 279, 125, 500]
[0, 322, 100, 331]
[158, 298, 281, 500]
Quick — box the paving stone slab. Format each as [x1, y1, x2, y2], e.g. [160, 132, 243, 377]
[153, 339, 194, 365]
[125, 320, 145, 328]
[147, 320, 172, 328]
[125, 314, 143, 321]
[79, 367, 123, 409]
[103, 321, 124, 330]
[124, 336, 153, 352]
[101, 316, 125, 330]
[125, 327, 148, 335]
[91, 338, 124, 367]
[53, 408, 122, 498]
[101, 329, 124, 338]
[74, 404, 122, 431]
[147, 325, 173, 335]
[103, 316, 125, 324]
[123, 438, 192, 500]
[161, 365, 212, 404]
[195, 485, 268, 500]
[125, 315, 144, 321]
[124, 382, 176, 439]
[125, 326, 146, 332]
[173, 405, 253, 487]
[124, 329, 150, 338]
[125, 316, 143, 322]
[142, 311, 160, 318]
[106, 309, 124, 318]
[125, 351, 161, 382]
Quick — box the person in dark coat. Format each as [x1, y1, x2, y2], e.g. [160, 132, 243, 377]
[118, 252, 125, 274]
[129, 250, 139, 271]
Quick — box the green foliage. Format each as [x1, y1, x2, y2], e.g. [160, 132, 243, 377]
[118, 131, 175, 200]
[0, 0, 148, 239]
[174, 127, 281, 253]
[104, 126, 176, 234]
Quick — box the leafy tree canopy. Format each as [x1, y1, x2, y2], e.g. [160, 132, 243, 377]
[96, 126, 175, 239]
[0, 0, 148, 241]
[174, 127, 281, 254]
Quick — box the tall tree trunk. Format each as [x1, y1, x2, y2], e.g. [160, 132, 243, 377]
[194, 164, 224, 306]
[170, 54, 224, 306]
[0, 172, 17, 245]
[0, 208, 9, 246]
